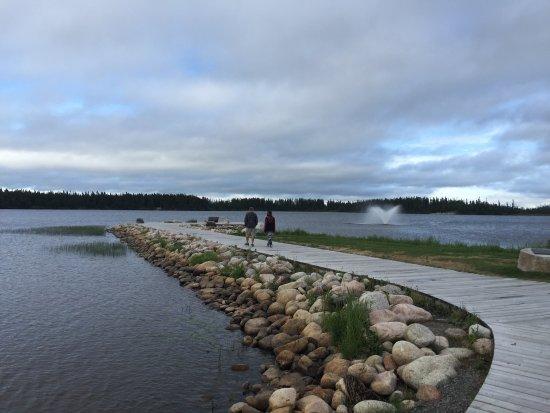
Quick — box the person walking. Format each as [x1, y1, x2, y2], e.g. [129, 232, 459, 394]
[244, 207, 258, 247]
[264, 211, 276, 247]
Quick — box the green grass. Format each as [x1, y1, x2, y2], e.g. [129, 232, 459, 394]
[322, 294, 382, 359]
[220, 263, 246, 279]
[9, 225, 106, 236]
[52, 241, 127, 257]
[258, 229, 549, 282]
[188, 251, 219, 266]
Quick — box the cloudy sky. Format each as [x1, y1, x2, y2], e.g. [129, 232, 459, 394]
[1, 1, 549, 206]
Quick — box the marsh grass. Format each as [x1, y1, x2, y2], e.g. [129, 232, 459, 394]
[9, 225, 106, 236]
[52, 241, 127, 257]
[322, 294, 382, 358]
[188, 251, 219, 266]
[257, 229, 549, 281]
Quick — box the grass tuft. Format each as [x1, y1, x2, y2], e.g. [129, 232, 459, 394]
[52, 241, 127, 257]
[322, 294, 382, 358]
[220, 263, 246, 279]
[9, 226, 106, 236]
[188, 251, 219, 266]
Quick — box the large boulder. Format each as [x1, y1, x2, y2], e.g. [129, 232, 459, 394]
[518, 248, 550, 273]
[398, 355, 459, 389]
[391, 304, 432, 324]
[370, 322, 407, 341]
[360, 291, 390, 310]
[391, 341, 424, 366]
[244, 317, 269, 335]
[269, 387, 297, 410]
[353, 400, 396, 413]
[404, 323, 435, 347]
[369, 309, 401, 325]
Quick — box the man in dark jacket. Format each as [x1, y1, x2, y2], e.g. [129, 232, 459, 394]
[244, 207, 258, 246]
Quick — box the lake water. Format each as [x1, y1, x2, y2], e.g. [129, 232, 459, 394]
[0, 210, 272, 412]
[2, 209, 548, 247]
[1, 209, 549, 412]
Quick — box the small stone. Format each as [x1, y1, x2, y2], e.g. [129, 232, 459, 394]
[388, 294, 413, 305]
[416, 384, 442, 401]
[276, 350, 295, 369]
[433, 336, 449, 352]
[337, 406, 348, 413]
[296, 395, 332, 413]
[400, 400, 416, 410]
[469, 324, 491, 339]
[229, 401, 246, 413]
[353, 400, 396, 413]
[370, 371, 397, 396]
[231, 363, 249, 372]
[388, 390, 403, 404]
[320, 372, 341, 388]
[445, 327, 467, 339]
[269, 387, 297, 410]
[332, 390, 347, 409]
[324, 357, 350, 377]
[472, 338, 493, 356]
[383, 355, 397, 371]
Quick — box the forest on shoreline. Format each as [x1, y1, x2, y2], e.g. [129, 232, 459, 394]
[1, 189, 548, 215]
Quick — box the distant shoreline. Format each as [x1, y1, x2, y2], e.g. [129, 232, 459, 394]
[1, 207, 549, 216]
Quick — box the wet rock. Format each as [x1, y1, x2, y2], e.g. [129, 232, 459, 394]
[370, 322, 407, 341]
[404, 323, 435, 347]
[231, 363, 249, 372]
[398, 355, 459, 389]
[391, 341, 424, 366]
[262, 365, 281, 382]
[229, 401, 247, 413]
[269, 387, 297, 410]
[391, 304, 432, 324]
[469, 324, 491, 339]
[416, 384, 442, 401]
[472, 338, 493, 356]
[360, 291, 390, 310]
[370, 371, 397, 395]
[244, 317, 269, 335]
[440, 347, 474, 360]
[353, 400, 396, 413]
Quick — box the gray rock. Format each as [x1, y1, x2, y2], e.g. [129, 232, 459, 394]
[398, 355, 459, 389]
[433, 336, 449, 352]
[404, 323, 435, 347]
[353, 400, 396, 413]
[360, 291, 390, 310]
[469, 324, 491, 339]
[370, 322, 407, 342]
[391, 341, 424, 366]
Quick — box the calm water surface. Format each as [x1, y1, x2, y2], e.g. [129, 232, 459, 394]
[0, 211, 272, 412]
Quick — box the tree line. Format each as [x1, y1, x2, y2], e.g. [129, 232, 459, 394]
[0, 189, 548, 215]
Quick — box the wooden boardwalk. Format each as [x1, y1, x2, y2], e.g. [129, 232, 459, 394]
[147, 222, 550, 413]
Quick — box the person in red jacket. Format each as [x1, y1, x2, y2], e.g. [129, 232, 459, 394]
[264, 211, 276, 247]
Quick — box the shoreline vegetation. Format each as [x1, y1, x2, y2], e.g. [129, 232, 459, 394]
[240, 229, 550, 282]
[1, 189, 549, 215]
[112, 224, 492, 412]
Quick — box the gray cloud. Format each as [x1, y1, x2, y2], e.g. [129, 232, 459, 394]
[0, 0, 549, 206]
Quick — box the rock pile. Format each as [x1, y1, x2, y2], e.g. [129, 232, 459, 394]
[111, 225, 493, 413]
